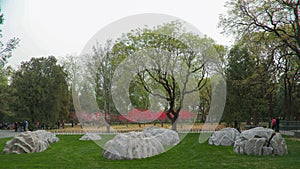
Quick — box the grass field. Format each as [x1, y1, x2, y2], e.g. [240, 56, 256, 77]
[0, 133, 300, 169]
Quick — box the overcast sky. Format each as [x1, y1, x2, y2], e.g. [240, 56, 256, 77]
[1, 0, 232, 68]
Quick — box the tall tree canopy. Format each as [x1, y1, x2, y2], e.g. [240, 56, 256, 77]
[220, 0, 300, 121]
[0, 8, 19, 121]
[224, 41, 276, 125]
[112, 21, 223, 130]
[220, 0, 300, 60]
[11, 56, 70, 127]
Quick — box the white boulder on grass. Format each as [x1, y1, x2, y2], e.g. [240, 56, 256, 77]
[102, 132, 164, 160]
[33, 130, 60, 143]
[208, 128, 241, 146]
[269, 132, 288, 156]
[79, 133, 102, 141]
[239, 127, 274, 140]
[143, 126, 180, 146]
[3, 130, 59, 154]
[234, 127, 288, 156]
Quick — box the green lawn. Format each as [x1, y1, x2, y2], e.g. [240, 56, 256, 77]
[0, 133, 299, 169]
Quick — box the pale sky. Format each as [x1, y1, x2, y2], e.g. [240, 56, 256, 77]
[0, 0, 232, 68]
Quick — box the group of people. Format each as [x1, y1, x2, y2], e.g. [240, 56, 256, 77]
[0, 122, 10, 130]
[56, 120, 65, 129]
[13, 121, 29, 132]
[271, 117, 280, 132]
[35, 121, 50, 130]
[35, 120, 65, 130]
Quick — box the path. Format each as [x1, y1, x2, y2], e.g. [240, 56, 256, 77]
[0, 130, 20, 138]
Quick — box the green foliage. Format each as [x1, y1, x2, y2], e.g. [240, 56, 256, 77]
[0, 68, 16, 121]
[129, 76, 150, 109]
[224, 41, 276, 124]
[11, 56, 70, 126]
[0, 7, 19, 121]
[220, 0, 300, 121]
[0, 8, 20, 68]
[112, 21, 220, 130]
[220, 0, 300, 59]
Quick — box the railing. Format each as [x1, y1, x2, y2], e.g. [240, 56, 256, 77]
[280, 120, 300, 131]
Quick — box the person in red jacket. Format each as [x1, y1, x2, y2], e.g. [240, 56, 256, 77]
[271, 117, 276, 130]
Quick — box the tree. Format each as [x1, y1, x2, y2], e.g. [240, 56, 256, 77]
[0, 8, 19, 122]
[220, 0, 300, 121]
[198, 78, 211, 122]
[81, 40, 115, 131]
[0, 9, 19, 68]
[220, 0, 300, 60]
[112, 21, 221, 131]
[128, 76, 150, 110]
[0, 67, 16, 121]
[60, 54, 80, 122]
[277, 55, 300, 119]
[224, 40, 277, 125]
[12, 56, 70, 127]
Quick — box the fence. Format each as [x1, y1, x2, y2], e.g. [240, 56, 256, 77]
[280, 120, 300, 131]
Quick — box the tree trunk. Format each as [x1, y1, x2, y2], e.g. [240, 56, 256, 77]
[166, 108, 180, 131]
[103, 78, 107, 131]
[268, 93, 273, 119]
[171, 120, 177, 131]
[106, 123, 110, 133]
[283, 59, 292, 120]
[107, 65, 112, 133]
[288, 78, 293, 120]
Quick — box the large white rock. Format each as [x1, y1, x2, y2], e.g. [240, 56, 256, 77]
[102, 132, 164, 160]
[33, 130, 60, 143]
[262, 146, 273, 156]
[142, 126, 180, 146]
[234, 127, 288, 156]
[208, 128, 240, 146]
[269, 133, 288, 156]
[240, 127, 274, 140]
[3, 130, 59, 154]
[79, 133, 102, 141]
[244, 138, 266, 155]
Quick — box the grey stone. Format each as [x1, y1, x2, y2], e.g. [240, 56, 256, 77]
[240, 127, 274, 140]
[234, 127, 288, 156]
[102, 132, 164, 160]
[233, 139, 244, 154]
[142, 126, 179, 145]
[209, 128, 240, 146]
[244, 138, 266, 155]
[270, 133, 288, 155]
[262, 146, 273, 156]
[3, 130, 59, 154]
[79, 133, 102, 140]
[33, 130, 60, 143]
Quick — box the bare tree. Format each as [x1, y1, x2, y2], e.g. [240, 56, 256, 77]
[112, 22, 221, 131]
[84, 40, 114, 132]
[220, 0, 300, 60]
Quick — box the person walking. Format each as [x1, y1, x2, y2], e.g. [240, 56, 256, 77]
[14, 122, 17, 132]
[275, 118, 280, 132]
[25, 120, 29, 131]
[57, 120, 60, 129]
[271, 117, 276, 130]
